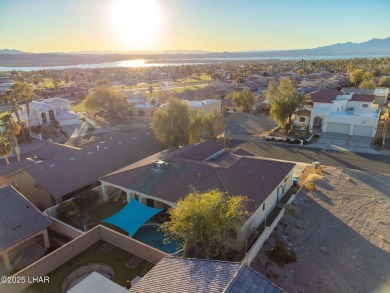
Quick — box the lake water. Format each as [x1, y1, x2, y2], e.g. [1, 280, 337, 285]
[0, 55, 388, 72]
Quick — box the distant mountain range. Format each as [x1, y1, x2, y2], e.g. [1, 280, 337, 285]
[0, 37, 389, 67]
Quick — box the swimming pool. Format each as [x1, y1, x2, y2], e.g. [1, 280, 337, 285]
[133, 224, 183, 254]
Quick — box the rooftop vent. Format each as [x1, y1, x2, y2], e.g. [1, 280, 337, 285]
[118, 141, 123, 144]
[87, 151, 93, 155]
[152, 160, 168, 171]
[49, 164, 56, 168]
[69, 157, 76, 161]
[197, 173, 202, 180]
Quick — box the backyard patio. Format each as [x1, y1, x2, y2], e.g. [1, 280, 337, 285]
[22, 240, 151, 293]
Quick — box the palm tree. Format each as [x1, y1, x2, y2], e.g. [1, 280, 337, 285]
[0, 135, 13, 165]
[0, 112, 22, 162]
[15, 82, 34, 133]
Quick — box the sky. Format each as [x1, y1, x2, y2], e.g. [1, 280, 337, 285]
[0, 0, 389, 53]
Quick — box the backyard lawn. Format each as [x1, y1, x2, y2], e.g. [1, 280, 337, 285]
[23, 240, 150, 293]
[86, 199, 128, 235]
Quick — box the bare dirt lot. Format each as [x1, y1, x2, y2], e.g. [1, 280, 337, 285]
[224, 112, 277, 137]
[252, 166, 390, 293]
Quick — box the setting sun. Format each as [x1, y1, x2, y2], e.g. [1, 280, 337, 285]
[109, 0, 163, 50]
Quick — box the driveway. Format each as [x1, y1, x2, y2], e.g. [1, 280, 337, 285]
[308, 132, 376, 154]
[225, 112, 277, 140]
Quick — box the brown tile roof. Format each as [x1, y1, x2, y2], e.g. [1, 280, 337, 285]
[309, 90, 341, 103]
[350, 94, 375, 102]
[130, 256, 283, 293]
[294, 109, 311, 116]
[2, 129, 163, 200]
[101, 142, 295, 212]
[173, 140, 224, 161]
[231, 148, 254, 156]
[0, 186, 51, 250]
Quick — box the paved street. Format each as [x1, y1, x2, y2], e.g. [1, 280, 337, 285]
[228, 140, 390, 174]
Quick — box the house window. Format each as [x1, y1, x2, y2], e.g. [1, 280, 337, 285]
[299, 117, 305, 122]
[263, 203, 265, 211]
[41, 112, 47, 123]
[49, 110, 55, 121]
[138, 110, 145, 116]
[362, 104, 368, 108]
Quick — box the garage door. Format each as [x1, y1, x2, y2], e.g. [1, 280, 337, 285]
[327, 122, 350, 134]
[353, 125, 373, 137]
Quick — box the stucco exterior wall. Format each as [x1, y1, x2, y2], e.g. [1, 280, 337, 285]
[0, 170, 52, 210]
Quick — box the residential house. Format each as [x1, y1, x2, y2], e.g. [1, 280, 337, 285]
[342, 87, 389, 106]
[308, 90, 380, 137]
[100, 140, 295, 249]
[293, 109, 311, 128]
[0, 186, 51, 273]
[18, 98, 81, 127]
[131, 256, 284, 293]
[0, 129, 163, 209]
[186, 99, 222, 114]
[127, 98, 156, 117]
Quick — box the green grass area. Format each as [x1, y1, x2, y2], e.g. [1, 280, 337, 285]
[70, 100, 87, 112]
[86, 200, 128, 235]
[172, 84, 208, 94]
[23, 240, 149, 293]
[40, 78, 65, 89]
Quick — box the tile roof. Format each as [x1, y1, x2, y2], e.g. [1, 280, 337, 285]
[0, 186, 51, 251]
[349, 94, 375, 102]
[309, 90, 341, 103]
[130, 256, 284, 293]
[294, 109, 311, 116]
[173, 140, 224, 161]
[101, 142, 295, 212]
[224, 266, 284, 293]
[1, 129, 163, 199]
[130, 256, 241, 293]
[231, 148, 254, 157]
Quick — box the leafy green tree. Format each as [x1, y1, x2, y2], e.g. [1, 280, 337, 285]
[378, 76, 390, 88]
[56, 201, 79, 225]
[265, 77, 304, 128]
[188, 110, 205, 143]
[85, 85, 127, 119]
[151, 97, 190, 147]
[349, 69, 364, 87]
[362, 72, 374, 81]
[203, 109, 225, 141]
[230, 89, 256, 113]
[0, 112, 22, 162]
[359, 79, 376, 89]
[0, 135, 13, 165]
[161, 189, 249, 259]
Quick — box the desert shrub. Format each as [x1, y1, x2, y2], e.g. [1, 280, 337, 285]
[266, 138, 271, 141]
[271, 137, 275, 141]
[73, 190, 99, 209]
[303, 140, 308, 145]
[56, 201, 79, 224]
[51, 120, 60, 128]
[313, 134, 319, 138]
[305, 181, 316, 191]
[60, 130, 68, 137]
[285, 138, 291, 143]
[374, 138, 382, 146]
[266, 241, 297, 266]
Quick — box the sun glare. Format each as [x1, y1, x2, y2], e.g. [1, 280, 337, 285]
[110, 0, 162, 50]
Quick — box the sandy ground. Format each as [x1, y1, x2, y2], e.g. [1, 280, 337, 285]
[252, 166, 390, 293]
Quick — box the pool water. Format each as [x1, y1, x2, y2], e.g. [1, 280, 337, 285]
[133, 225, 182, 254]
